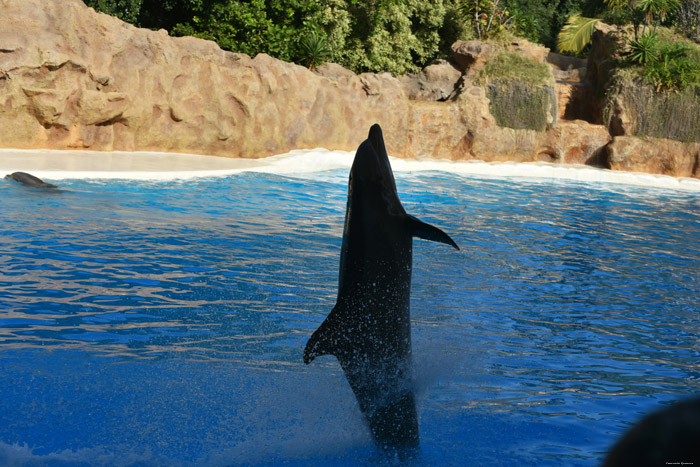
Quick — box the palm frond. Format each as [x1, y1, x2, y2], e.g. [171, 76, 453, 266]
[557, 16, 602, 54]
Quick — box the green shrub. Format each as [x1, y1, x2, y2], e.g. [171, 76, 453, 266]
[318, 0, 447, 74]
[641, 41, 700, 91]
[628, 32, 659, 64]
[85, 0, 559, 76]
[459, 0, 512, 40]
[83, 0, 143, 25]
[609, 29, 700, 92]
[298, 30, 332, 70]
[170, 0, 323, 63]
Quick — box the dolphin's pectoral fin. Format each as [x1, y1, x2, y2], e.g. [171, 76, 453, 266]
[406, 214, 460, 250]
[304, 306, 343, 364]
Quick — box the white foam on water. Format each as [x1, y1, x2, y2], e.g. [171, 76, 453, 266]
[0, 441, 165, 467]
[0, 365, 373, 467]
[2, 148, 700, 192]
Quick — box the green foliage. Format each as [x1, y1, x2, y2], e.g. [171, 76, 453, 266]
[621, 32, 700, 91]
[82, 0, 143, 25]
[638, 0, 680, 27]
[437, 3, 476, 55]
[86, 0, 452, 74]
[138, 0, 204, 31]
[459, 0, 513, 40]
[455, 0, 577, 47]
[605, 0, 628, 14]
[557, 0, 685, 54]
[453, 0, 601, 48]
[628, 31, 659, 63]
[507, 0, 563, 46]
[318, 0, 448, 74]
[170, 0, 324, 63]
[641, 41, 700, 91]
[557, 15, 601, 53]
[556, 0, 699, 95]
[298, 30, 331, 70]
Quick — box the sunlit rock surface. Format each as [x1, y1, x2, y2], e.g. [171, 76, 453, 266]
[0, 0, 694, 178]
[605, 136, 700, 178]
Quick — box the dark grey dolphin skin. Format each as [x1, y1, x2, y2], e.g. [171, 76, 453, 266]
[5, 172, 57, 189]
[604, 396, 700, 467]
[303, 124, 459, 454]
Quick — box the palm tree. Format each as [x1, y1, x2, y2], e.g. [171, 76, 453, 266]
[298, 31, 331, 71]
[557, 15, 602, 54]
[556, 0, 680, 54]
[638, 0, 681, 31]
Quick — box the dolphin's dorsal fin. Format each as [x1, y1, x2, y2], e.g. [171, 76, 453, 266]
[304, 306, 343, 364]
[406, 214, 460, 250]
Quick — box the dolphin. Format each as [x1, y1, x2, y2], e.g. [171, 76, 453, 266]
[5, 172, 57, 189]
[304, 124, 459, 455]
[604, 396, 700, 467]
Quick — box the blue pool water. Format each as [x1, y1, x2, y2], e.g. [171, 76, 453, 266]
[1, 165, 699, 466]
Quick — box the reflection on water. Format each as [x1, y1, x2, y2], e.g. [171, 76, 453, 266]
[1, 171, 699, 465]
[1, 175, 342, 362]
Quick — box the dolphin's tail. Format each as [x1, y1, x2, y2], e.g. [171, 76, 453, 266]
[405, 214, 460, 250]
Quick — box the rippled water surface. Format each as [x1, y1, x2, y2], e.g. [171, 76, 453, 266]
[1, 169, 699, 466]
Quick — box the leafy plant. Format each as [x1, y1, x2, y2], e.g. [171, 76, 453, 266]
[318, 0, 448, 75]
[557, 0, 683, 54]
[628, 31, 659, 63]
[170, 0, 324, 63]
[82, 0, 143, 25]
[298, 30, 331, 70]
[459, 0, 513, 39]
[557, 15, 601, 53]
[637, 0, 680, 30]
[642, 42, 700, 91]
[509, 0, 574, 47]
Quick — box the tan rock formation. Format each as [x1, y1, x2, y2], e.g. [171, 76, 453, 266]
[547, 52, 597, 123]
[451, 40, 499, 76]
[451, 39, 549, 77]
[1, 0, 401, 156]
[0, 0, 696, 179]
[399, 61, 462, 101]
[504, 40, 549, 64]
[0, 0, 544, 161]
[604, 136, 700, 178]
